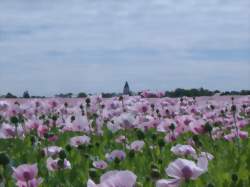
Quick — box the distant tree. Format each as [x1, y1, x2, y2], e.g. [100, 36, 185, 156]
[5, 92, 17, 98]
[102, 93, 117, 98]
[23, 91, 30, 98]
[55, 93, 73, 98]
[77, 92, 87, 98]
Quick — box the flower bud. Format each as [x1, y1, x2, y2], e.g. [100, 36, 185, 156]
[65, 144, 72, 152]
[150, 168, 161, 179]
[128, 150, 135, 159]
[151, 133, 157, 141]
[231, 105, 236, 112]
[57, 159, 64, 168]
[206, 183, 215, 187]
[89, 168, 98, 178]
[231, 173, 238, 182]
[136, 130, 145, 140]
[0, 152, 10, 166]
[204, 122, 213, 133]
[10, 116, 18, 124]
[158, 139, 165, 148]
[169, 123, 175, 131]
[59, 150, 67, 160]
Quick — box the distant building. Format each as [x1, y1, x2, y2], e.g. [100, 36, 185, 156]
[123, 81, 131, 95]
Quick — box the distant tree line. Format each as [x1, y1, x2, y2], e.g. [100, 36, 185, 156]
[0, 89, 249, 99]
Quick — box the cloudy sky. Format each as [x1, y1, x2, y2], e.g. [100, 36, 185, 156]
[0, 0, 249, 96]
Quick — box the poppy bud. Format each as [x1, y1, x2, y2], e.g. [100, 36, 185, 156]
[114, 157, 120, 165]
[59, 150, 67, 160]
[151, 133, 157, 141]
[231, 173, 238, 182]
[150, 168, 161, 179]
[150, 163, 158, 169]
[65, 144, 72, 152]
[39, 149, 45, 158]
[10, 116, 18, 124]
[0, 152, 10, 166]
[136, 130, 145, 140]
[158, 158, 163, 164]
[71, 116, 75, 122]
[52, 115, 58, 121]
[84, 153, 90, 159]
[128, 150, 135, 159]
[231, 105, 236, 112]
[95, 142, 100, 147]
[64, 102, 68, 107]
[89, 168, 98, 178]
[145, 176, 151, 182]
[44, 133, 49, 139]
[85, 98, 91, 104]
[158, 138, 165, 148]
[30, 136, 36, 145]
[204, 123, 213, 133]
[169, 123, 175, 131]
[206, 183, 215, 187]
[57, 159, 64, 168]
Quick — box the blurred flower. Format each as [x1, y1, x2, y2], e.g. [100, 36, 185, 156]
[105, 150, 126, 162]
[69, 135, 90, 148]
[46, 157, 71, 171]
[171, 144, 196, 157]
[12, 164, 42, 187]
[87, 170, 136, 187]
[156, 158, 208, 187]
[92, 160, 108, 170]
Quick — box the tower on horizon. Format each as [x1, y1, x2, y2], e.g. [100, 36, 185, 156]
[123, 81, 131, 95]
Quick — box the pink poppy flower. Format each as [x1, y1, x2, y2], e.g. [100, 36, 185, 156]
[12, 164, 38, 182]
[16, 178, 43, 187]
[156, 158, 208, 187]
[127, 140, 145, 152]
[171, 144, 196, 157]
[87, 170, 136, 187]
[43, 146, 62, 157]
[115, 135, 127, 144]
[92, 160, 108, 170]
[46, 157, 71, 171]
[69, 135, 90, 147]
[12, 164, 42, 187]
[105, 150, 126, 162]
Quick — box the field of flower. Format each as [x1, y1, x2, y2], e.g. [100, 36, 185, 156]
[0, 95, 249, 187]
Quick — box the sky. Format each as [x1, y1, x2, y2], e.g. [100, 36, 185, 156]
[0, 0, 249, 96]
